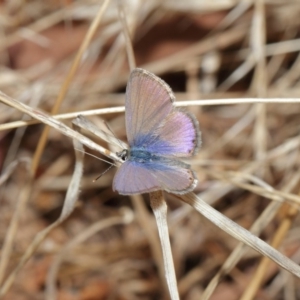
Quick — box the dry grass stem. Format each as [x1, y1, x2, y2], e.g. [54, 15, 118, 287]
[150, 191, 179, 300]
[0, 135, 84, 296]
[45, 208, 133, 300]
[2, 98, 300, 132]
[201, 172, 300, 299]
[180, 193, 300, 278]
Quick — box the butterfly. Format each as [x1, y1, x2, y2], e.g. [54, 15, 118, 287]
[113, 68, 201, 195]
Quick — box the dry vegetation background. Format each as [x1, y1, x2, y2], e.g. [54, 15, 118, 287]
[1, 0, 300, 299]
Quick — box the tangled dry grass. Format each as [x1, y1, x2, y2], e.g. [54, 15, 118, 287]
[1, 0, 300, 299]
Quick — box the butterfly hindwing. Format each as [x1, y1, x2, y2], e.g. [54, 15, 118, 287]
[146, 110, 201, 157]
[113, 157, 197, 195]
[113, 161, 160, 195]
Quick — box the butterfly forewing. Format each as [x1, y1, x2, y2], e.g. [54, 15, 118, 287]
[125, 68, 175, 147]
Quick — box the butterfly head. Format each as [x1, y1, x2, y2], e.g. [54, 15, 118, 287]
[116, 149, 129, 161]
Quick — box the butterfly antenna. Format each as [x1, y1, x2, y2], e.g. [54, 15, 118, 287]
[75, 148, 116, 182]
[103, 120, 125, 149]
[93, 164, 114, 182]
[74, 148, 117, 167]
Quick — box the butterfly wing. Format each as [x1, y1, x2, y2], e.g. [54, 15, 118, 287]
[113, 161, 160, 195]
[125, 68, 175, 147]
[146, 110, 201, 157]
[113, 158, 197, 195]
[125, 68, 200, 157]
[116, 68, 200, 195]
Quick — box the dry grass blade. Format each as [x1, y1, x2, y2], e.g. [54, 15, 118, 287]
[143, 25, 248, 74]
[240, 203, 299, 300]
[0, 0, 111, 289]
[31, 0, 111, 175]
[180, 193, 300, 278]
[45, 208, 134, 300]
[0, 136, 84, 296]
[252, 0, 267, 169]
[131, 194, 170, 297]
[201, 172, 300, 299]
[205, 169, 300, 206]
[2, 98, 300, 132]
[0, 158, 30, 186]
[0, 106, 126, 131]
[118, 0, 136, 71]
[0, 0, 87, 51]
[0, 174, 32, 285]
[72, 115, 127, 149]
[240, 195, 300, 298]
[150, 191, 179, 300]
[0, 92, 119, 161]
[201, 201, 282, 300]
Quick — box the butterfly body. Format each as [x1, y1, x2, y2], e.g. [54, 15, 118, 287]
[130, 149, 157, 163]
[113, 68, 201, 195]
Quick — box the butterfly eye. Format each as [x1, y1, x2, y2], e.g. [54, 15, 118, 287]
[116, 149, 129, 161]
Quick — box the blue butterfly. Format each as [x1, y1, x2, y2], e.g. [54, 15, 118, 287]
[113, 68, 201, 195]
